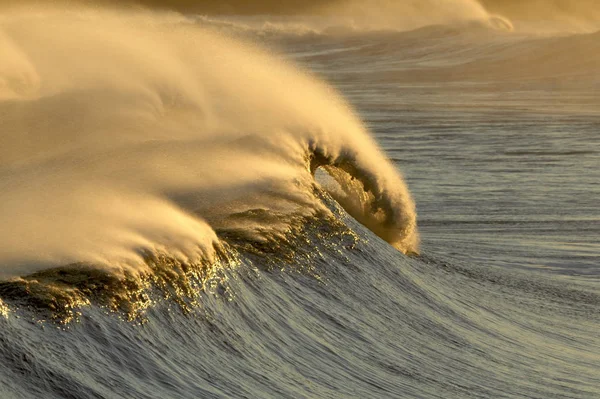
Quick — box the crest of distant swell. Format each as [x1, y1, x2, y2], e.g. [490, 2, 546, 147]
[0, 6, 418, 278]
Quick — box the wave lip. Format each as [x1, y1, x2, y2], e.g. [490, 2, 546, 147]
[309, 142, 419, 255]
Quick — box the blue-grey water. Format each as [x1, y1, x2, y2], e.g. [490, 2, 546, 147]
[1, 9, 599, 399]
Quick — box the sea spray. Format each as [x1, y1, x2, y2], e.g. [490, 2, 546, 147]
[0, 6, 418, 278]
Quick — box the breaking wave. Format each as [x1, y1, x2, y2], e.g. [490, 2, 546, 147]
[1, 5, 599, 399]
[0, 7, 418, 280]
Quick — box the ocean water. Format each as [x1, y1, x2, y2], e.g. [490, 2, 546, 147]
[1, 7, 599, 399]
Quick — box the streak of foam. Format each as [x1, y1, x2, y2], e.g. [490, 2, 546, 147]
[0, 6, 418, 278]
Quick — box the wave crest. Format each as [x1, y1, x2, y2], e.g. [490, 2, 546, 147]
[0, 6, 418, 278]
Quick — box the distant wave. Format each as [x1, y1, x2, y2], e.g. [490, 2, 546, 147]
[280, 20, 599, 87]
[186, 0, 516, 39]
[194, 13, 513, 39]
[395, 29, 600, 84]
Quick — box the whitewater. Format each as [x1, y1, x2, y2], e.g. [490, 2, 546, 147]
[1, 4, 599, 399]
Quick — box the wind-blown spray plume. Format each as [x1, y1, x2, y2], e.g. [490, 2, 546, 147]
[315, 0, 513, 32]
[0, 7, 418, 278]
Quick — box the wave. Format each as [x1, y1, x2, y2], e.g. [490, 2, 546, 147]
[411, 29, 600, 85]
[0, 7, 418, 280]
[193, 13, 513, 39]
[183, 0, 516, 39]
[1, 7, 599, 399]
[286, 21, 600, 88]
[188, 8, 599, 88]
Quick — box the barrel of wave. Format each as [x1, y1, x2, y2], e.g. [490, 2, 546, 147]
[309, 139, 419, 255]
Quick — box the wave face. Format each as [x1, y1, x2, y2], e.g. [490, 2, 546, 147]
[1, 5, 600, 399]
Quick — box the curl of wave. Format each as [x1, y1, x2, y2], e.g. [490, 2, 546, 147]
[308, 143, 418, 254]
